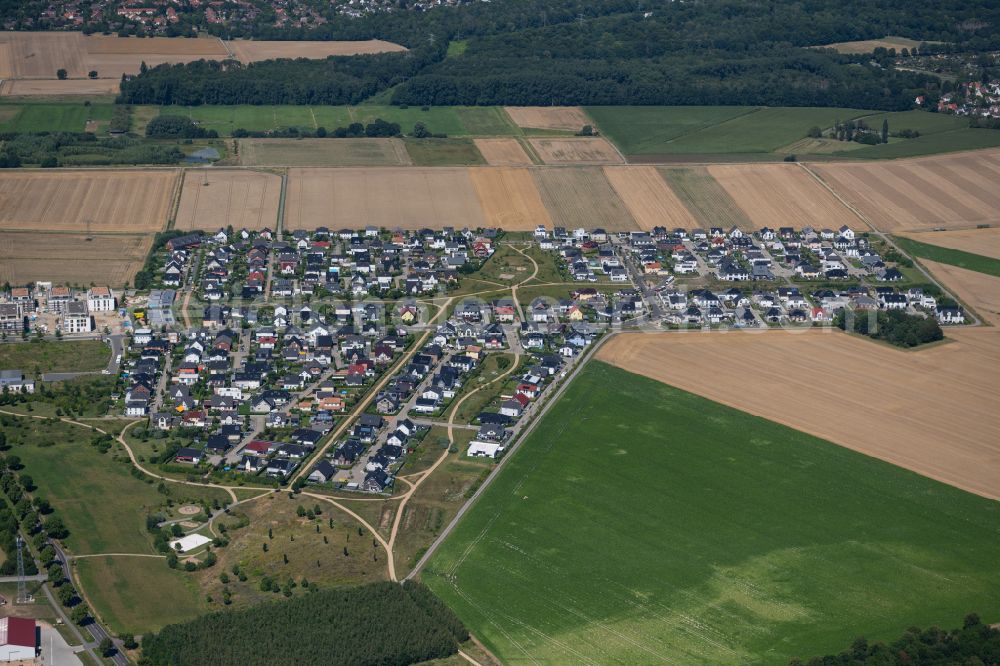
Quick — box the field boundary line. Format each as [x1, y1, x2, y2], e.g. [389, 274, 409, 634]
[166, 167, 185, 230]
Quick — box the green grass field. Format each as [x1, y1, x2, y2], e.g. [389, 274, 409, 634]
[0, 340, 109, 374]
[588, 106, 874, 155]
[839, 127, 1000, 159]
[403, 138, 485, 165]
[75, 555, 204, 635]
[0, 102, 115, 133]
[892, 235, 1000, 278]
[424, 361, 1000, 664]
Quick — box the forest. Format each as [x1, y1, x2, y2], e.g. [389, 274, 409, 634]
[139, 581, 469, 665]
[115, 0, 1000, 108]
[834, 308, 944, 348]
[791, 613, 1000, 665]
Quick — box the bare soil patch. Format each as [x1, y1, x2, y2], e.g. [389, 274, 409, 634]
[603, 166, 698, 231]
[0, 230, 151, 287]
[177, 505, 201, 516]
[468, 167, 551, 231]
[474, 139, 533, 166]
[528, 137, 624, 165]
[225, 39, 406, 62]
[708, 163, 858, 231]
[239, 138, 411, 167]
[532, 167, 638, 231]
[175, 169, 281, 232]
[0, 170, 176, 232]
[898, 227, 1000, 261]
[284, 167, 485, 230]
[504, 106, 592, 131]
[598, 330, 1000, 501]
[814, 151, 1000, 232]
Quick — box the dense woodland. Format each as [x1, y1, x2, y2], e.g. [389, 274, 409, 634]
[835, 308, 944, 347]
[116, 0, 1000, 108]
[792, 613, 1000, 665]
[139, 581, 468, 665]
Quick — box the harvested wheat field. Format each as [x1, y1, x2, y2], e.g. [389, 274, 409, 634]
[473, 139, 533, 166]
[921, 260, 1000, 325]
[708, 163, 858, 231]
[86, 35, 226, 56]
[533, 167, 637, 231]
[603, 166, 698, 231]
[468, 167, 550, 230]
[814, 151, 1000, 232]
[284, 167, 485, 230]
[0, 230, 151, 286]
[174, 170, 280, 231]
[898, 227, 1000, 261]
[0, 78, 120, 96]
[0, 32, 87, 79]
[0, 170, 176, 232]
[239, 138, 411, 167]
[598, 330, 1000, 500]
[225, 40, 406, 62]
[528, 137, 624, 165]
[504, 106, 592, 131]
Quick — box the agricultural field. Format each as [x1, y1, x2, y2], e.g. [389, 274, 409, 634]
[0, 339, 108, 373]
[0, 170, 176, 232]
[426, 361, 1000, 664]
[921, 260, 1000, 325]
[657, 167, 752, 230]
[893, 234, 1000, 276]
[0, 79, 119, 97]
[603, 166, 698, 231]
[473, 138, 534, 166]
[468, 167, 551, 231]
[818, 36, 931, 54]
[174, 169, 282, 231]
[403, 138, 484, 166]
[284, 167, 485, 230]
[504, 106, 592, 131]
[527, 137, 623, 165]
[0, 31, 89, 79]
[0, 101, 115, 133]
[238, 138, 411, 166]
[814, 150, 1000, 232]
[707, 163, 859, 231]
[75, 556, 203, 635]
[0, 230, 152, 287]
[532, 167, 637, 231]
[598, 330, 1000, 500]
[588, 106, 872, 156]
[897, 227, 1000, 262]
[837, 127, 1000, 159]
[224, 39, 406, 62]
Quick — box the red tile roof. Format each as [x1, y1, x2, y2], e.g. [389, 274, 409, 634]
[1, 616, 35, 648]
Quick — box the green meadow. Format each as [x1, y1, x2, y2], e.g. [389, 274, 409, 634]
[893, 235, 1000, 278]
[424, 361, 1000, 664]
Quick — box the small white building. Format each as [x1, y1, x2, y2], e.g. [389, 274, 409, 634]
[0, 370, 34, 394]
[88, 286, 115, 312]
[169, 533, 212, 554]
[467, 441, 504, 459]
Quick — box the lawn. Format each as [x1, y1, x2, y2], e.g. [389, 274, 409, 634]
[424, 361, 1000, 665]
[75, 555, 204, 635]
[0, 339, 109, 374]
[0, 102, 114, 133]
[588, 106, 873, 155]
[893, 235, 1000, 278]
[403, 138, 485, 165]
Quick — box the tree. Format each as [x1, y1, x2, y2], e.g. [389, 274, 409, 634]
[88, 70, 98, 79]
[56, 69, 67, 80]
[99, 637, 114, 656]
[576, 124, 594, 136]
[881, 117, 889, 143]
[412, 122, 431, 138]
[121, 634, 138, 650]
[70, 604, 89, 625]
[57, 584, 75, 606]
[806, 125, 822, 138]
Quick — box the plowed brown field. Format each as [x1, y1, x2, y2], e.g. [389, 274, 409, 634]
[603, 166, 698, 231]
[284, 167, 485, 230]
[532, 167, 638, 231]
[0, 170, 176, 232]
[814, 151, 1000, 232]
[709, 163, 858, 231]
[473, 139, 533, 166]
[504, 107, 592, 131]
[0, 230, 151, 287]
[598, 329, 1000, 500]
[468, 167, 550, 230]
[225, 39, 406, 62]
[174, 170, 281, 231]
[529, 137, 624, 165]
[898, 227, 1000, 261]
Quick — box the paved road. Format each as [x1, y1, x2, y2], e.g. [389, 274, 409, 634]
[0, 573, 47, 582]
